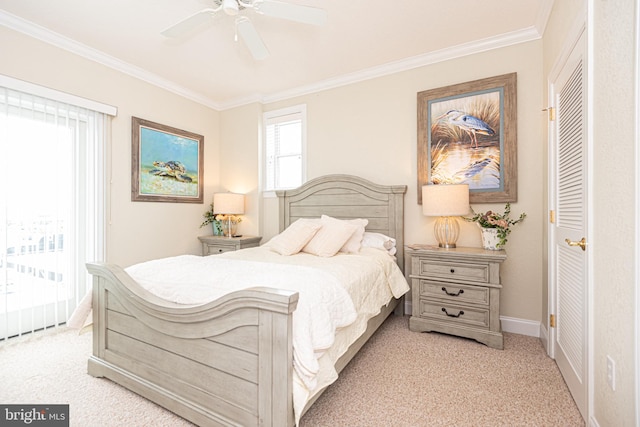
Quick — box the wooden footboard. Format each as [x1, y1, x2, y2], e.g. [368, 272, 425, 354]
[86, 175, 407, 426]
[86, 262, 299, 427]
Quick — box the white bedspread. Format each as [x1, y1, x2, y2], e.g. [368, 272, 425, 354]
[89, 246, 409, 423]
[126, 251, 356, 390]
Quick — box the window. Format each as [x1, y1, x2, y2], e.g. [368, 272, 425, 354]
[0, 76, 114, 339]
[262, 105, 306, 193]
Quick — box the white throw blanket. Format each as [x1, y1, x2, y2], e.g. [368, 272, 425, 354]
[125, 253, 357, 390]
[76, 246, 409, 424]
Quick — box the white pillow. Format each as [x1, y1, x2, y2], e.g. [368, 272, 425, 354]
[361, 232, 396, 252]
[316, 215, 369, 253]
[265, 218, 322, 256]
[302, 216, 359, 257]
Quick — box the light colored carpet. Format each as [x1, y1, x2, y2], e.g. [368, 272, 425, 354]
[0, 315, 584, 426]
[301, 315, 584, 427]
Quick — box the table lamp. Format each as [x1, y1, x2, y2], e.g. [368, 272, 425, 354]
[213, 192, 245, 237]
[422, 184, 469, 248]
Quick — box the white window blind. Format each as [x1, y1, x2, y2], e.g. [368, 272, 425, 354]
[263, 105, 306, 193]
[0, 84, 109, 339]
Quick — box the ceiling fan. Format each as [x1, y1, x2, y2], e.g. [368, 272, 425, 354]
[161, 0, 328, 60]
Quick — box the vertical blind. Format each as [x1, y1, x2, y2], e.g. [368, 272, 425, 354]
[0, 85, 108, 339]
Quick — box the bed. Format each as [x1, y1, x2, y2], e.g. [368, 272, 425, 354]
[85, 174, 407, 426]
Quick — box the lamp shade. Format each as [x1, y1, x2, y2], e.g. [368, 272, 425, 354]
[213, 192, 244, 215]
[422, 184, 469, 217]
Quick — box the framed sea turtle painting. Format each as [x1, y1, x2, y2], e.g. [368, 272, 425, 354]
[417, 73, 517, 204]
[131, 117, 204, 203]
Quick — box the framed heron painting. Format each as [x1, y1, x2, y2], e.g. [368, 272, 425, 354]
[417, 73, 517, 204]
[131, 117, 204, 203]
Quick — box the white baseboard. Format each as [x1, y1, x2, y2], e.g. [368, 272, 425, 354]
[404, 300, 412, 315]
[406, 303, 541, 338]
[500, 316, 541, 337]
[539, 323, 549, 354]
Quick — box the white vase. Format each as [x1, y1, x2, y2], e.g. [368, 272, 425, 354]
[480, 227, 500, 250]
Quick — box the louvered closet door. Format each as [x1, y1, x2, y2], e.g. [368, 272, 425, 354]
[551, 30, 588, 420]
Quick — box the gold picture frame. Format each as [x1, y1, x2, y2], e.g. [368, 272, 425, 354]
[131, 117, 204, 203]
[417, 73, 517, 204]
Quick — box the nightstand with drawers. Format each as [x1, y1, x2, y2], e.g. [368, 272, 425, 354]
[198, 235, 262, 256]
[406, 245, 506, 349]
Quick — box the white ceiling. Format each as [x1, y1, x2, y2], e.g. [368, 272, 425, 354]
[0, 0, 552, 110]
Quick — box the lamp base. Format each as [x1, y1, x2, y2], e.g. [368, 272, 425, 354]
[433, 216, 460, 248]
[222, 219, 237, 237]
[438, 242, 457, 249]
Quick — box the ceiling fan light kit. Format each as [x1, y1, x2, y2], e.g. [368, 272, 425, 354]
[161, 0, 328, 60]
[222, 0, 239, 16]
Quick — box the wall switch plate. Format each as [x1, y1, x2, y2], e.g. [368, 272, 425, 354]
[606, 355, 616, 391]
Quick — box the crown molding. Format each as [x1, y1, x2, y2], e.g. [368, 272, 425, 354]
[254, 26, 542, 108]
[0, 10, 223, 110]
[2, 9, 544, 112]
[535, 0, 555, 36]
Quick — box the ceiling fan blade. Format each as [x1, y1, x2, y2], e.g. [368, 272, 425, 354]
[161, 8, 218, 38]
[236, 17, 269, 60]
[256, 0, 327, 26]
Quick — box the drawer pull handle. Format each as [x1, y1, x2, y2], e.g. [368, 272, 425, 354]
[441, 287, 464, 297]
[450, 268, 455, 273]
[442, 308, 464, 318]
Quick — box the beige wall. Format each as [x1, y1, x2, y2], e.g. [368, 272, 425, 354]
[0, 26, 221, 267]
[542, 0, 638, 424]
[2, 3, 637, 423]
[218, 103, 262, 237]
[592, 0, 637, 423]
[225, 41, 545, 323]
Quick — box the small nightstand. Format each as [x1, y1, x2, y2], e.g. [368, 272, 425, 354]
[406, 244, 506, 349]
[198, 235, 262, 256]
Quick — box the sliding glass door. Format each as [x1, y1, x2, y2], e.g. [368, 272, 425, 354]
[0, 86, 107, 339]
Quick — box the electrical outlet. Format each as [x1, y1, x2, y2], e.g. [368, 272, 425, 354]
[606, 355, 616, 391]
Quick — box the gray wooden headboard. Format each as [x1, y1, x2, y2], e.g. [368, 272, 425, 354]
[276, 174, 407, 271]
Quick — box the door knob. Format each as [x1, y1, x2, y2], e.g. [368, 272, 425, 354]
[565, 237, 587, 251]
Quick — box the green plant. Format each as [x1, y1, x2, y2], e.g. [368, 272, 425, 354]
[200, 203, 216, 228]
[465, 203, 526, 248]
[200, 203, 241, 235]
[200, 202, 222, 235]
